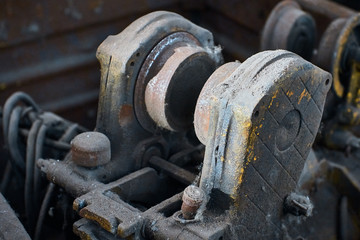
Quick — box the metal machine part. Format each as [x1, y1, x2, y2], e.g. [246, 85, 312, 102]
[262, 0, 358, 99]
[2, 6, 360, 240]
[262, 0, 360, 153]
[67, 48, 331, 239]
[38, 10, 221, 194]
[261, 0, 316, 60]
[194, 50, 331, 238]
[94, 10, 222, 179]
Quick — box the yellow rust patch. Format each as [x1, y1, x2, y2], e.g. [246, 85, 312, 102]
[298, 89, 311, 104]
[80, 209, 112, 232]
[286, 90, 294, 97]
[268, 89, 279, 109]
[237, 167, 245, 185]
[346, 62, 360, 108]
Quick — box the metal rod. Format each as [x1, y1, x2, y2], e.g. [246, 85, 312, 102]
[149, 156, 197, 185]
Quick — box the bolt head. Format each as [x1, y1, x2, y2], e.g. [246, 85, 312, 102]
[181, 185, 205, 220]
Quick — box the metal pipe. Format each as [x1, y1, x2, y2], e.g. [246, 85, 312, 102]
[148, 156, 197, 185]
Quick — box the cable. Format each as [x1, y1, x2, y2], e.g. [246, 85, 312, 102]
[59, 124, 79, 143]
[7, 106, 25, 172]
[33, 124, 48, 217]
[33, 183, 55, 240]
[3, 92, 40, 144]
[24, 119, 42, 233]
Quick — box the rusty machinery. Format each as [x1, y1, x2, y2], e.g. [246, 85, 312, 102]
[1, 8, 360, 240]
[261, 1, 360, 239]
[262, 0, 360, 149]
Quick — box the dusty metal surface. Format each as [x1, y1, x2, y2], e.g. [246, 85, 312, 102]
[136, 31, 221, 132]
[0, 193, 31, 240]
[93, 11, 221, 182]
[195, 50, 331, 238]
[68, 47, 331, 239]
[144, 44, 218, 131]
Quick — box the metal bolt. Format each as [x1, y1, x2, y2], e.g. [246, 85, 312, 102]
[181, 185, 205, 220]
[284, 192, 313, 217]
[71, 131, 111, 167]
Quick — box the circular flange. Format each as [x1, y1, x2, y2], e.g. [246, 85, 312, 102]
[135, 32, 218, 132]
[261, 0, 316, 60]
[194, 62, 241, 144]
[330, 14, 360, 98]
[315, 18, 347, 76]
[275, 109, 301, 151]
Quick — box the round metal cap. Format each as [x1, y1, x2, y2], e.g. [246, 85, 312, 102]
[71, 131, 111, 167]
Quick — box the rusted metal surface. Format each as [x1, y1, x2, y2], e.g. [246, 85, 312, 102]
[38, 158, 104, 197]
[181, 185, 205, 220]
[71, 131, 111, 167]
[94, 11, 219, 182]
[68, 48, 332, 239]
[144, 44, 219, 131]
[135, 31, 220, 132]
[72, 167, 175, 238]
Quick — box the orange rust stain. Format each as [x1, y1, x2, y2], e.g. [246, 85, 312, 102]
[80, 209, 112, 232]
[298, 89, 311, 104]
[118, 104, 133, 127]
[238, 167, 245, 185]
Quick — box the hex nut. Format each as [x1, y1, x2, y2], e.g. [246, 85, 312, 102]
[71, 132, 111, 167]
